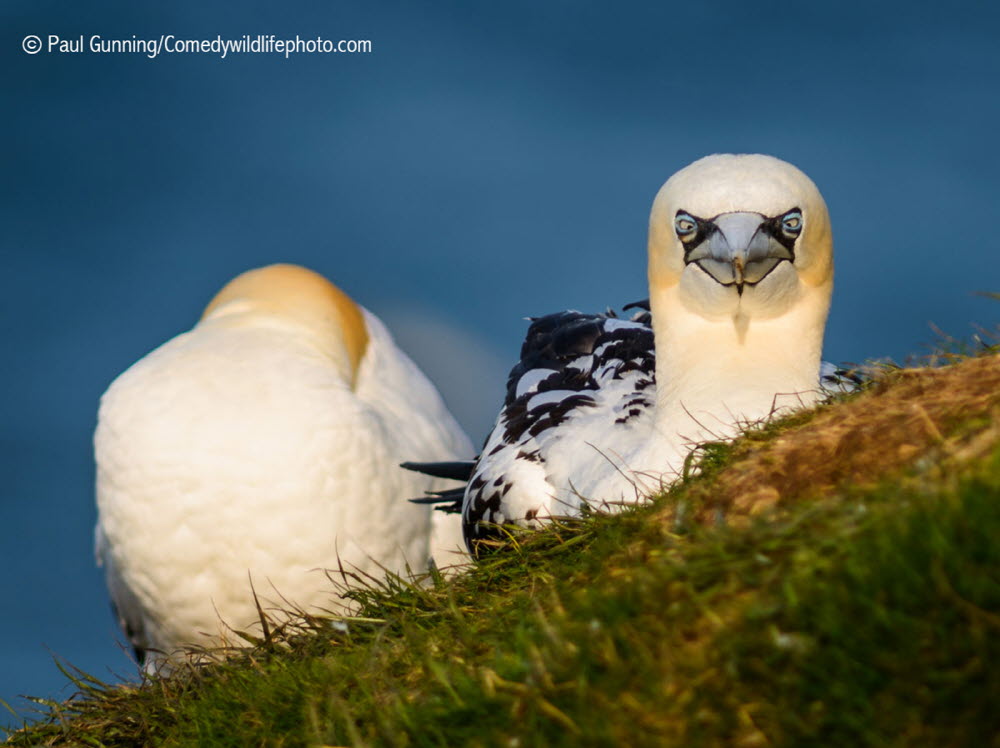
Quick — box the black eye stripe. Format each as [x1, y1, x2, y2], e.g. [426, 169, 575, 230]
[674, 210, 711, 252]
[760, 207, 802, 255]
[676, 207, 801, 261]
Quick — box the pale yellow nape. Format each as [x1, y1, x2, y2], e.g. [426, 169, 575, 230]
[201, 264, 369, 385]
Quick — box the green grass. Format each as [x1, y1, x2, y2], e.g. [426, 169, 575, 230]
[6, 361, 1000, 746]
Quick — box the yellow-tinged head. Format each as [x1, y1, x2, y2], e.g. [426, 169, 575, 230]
[648, 154, 833, 322]
[201, 264, 369, 386]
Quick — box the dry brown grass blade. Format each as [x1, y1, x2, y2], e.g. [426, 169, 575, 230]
[665, 354, 1000, 525]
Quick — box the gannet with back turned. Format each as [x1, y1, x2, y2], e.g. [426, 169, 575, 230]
[408, 154, 854, 552]
[95, 264, 472, 668]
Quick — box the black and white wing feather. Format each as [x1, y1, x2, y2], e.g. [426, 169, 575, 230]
[459, 306, 656, 549]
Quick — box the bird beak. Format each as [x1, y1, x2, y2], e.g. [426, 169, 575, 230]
[685, 212, 793, 294]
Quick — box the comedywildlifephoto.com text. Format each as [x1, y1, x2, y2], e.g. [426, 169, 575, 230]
[22, 34, 373, 59]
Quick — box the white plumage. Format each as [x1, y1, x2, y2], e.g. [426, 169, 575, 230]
[94, 264, 472, 667]
[413, 154, 847, 551]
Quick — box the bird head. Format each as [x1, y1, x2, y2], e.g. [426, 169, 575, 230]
[200, 264, 369, 387]
[648, 154, 833, 323]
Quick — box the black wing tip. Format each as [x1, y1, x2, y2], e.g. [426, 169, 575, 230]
[408, 495, 455, 505]
[622, 298, 650, 312]
[407, 487, 464, 514]
[400, 460, 476, 482]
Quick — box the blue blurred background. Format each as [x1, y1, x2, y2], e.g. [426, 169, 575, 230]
[3, 0, 998, 725]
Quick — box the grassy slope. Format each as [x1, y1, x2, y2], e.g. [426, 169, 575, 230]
[6, 354, 1000, 747]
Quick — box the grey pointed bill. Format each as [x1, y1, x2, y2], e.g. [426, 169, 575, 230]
[684, 211, 794, 294]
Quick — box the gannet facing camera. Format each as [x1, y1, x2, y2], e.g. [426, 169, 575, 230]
[407, 154, 849, 553]
[94, 264, 472, 667]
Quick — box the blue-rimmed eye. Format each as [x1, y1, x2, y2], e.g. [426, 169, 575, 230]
[781, 210, 803, 236]
[675, 212, 697, 237]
